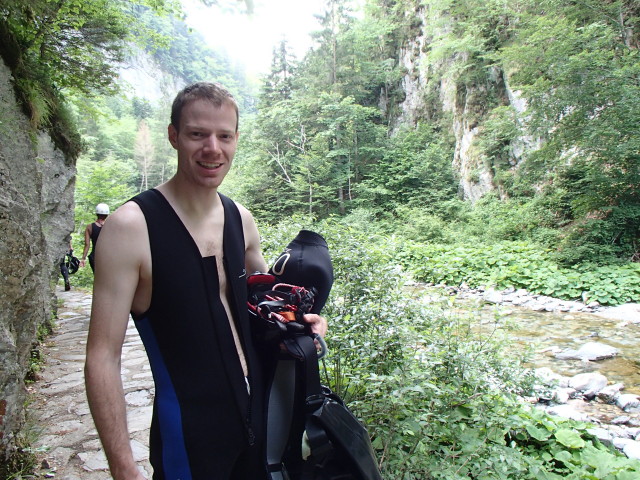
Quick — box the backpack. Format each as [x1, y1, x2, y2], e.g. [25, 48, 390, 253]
[247, 232, 382, 480]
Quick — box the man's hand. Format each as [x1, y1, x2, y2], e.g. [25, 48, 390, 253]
[303, 314, 327, 338]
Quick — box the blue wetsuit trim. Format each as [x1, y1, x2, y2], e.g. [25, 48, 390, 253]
[135, 315, 192, 480]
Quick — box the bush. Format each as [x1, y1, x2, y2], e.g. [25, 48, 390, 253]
[261, 218, 640, 478]
[399, 241, 640, 305]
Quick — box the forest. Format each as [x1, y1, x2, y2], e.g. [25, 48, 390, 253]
[1, 0, 640, 478]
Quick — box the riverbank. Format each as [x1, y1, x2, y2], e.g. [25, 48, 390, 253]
[26, 283, 640, 476]
[428, 282, 640, 324]
[419, 283, 640, 459]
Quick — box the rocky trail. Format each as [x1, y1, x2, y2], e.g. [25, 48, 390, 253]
[29, 286, 153, 479]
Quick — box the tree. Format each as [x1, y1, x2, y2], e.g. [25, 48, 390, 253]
[74, 155, 137, 228]
[497, 0, 640, 261]
[261, 39, 297, 106]
[134, 120, 155, 191]
[0, 0, 178, 157]
[132, 97, 153, 120]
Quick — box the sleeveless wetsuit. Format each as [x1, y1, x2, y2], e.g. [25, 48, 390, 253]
[130, 189, 266, 480]
[88, 222, 102, 271]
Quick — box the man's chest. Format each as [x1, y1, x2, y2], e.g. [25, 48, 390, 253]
[186, 215, 225, 259]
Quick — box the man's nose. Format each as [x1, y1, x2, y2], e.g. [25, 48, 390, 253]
[203, 135, 221, 152]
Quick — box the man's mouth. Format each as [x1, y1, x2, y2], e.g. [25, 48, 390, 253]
[198, 161, 222, 169]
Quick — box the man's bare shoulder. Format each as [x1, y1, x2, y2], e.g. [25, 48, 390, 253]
[99, 201, 147, 246]
[235, 201, 260, 236]
[233, 199, 248, 213]
[106, 202, 145, 227]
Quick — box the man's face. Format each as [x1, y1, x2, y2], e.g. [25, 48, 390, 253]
[168, 99, 239, 190]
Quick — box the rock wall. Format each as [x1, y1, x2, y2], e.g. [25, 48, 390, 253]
[395, 5, 532, 203]
[0, 57, 75, 458]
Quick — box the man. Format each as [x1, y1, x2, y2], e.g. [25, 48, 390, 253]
[84, 82, 326, 480]
[59, 238, 74, 291]
[80, 203, 110, 272]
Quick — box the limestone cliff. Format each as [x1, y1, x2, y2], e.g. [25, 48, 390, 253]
[0, 57, 75, 458]
[394, 5, 535, 203]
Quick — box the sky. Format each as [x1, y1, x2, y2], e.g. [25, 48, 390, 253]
[182, 0, 329, 76]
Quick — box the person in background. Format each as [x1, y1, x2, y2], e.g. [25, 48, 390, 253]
[59, 238, 74, 291]
[84, 82, 327, 480]
[81, 203, 110, 272]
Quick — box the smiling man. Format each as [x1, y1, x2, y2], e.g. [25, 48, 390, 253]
[84, 82, 326, 480]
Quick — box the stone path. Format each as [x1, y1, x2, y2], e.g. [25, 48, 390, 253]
[31, 286, 153, 479]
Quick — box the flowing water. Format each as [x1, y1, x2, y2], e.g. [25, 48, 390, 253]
[437, 294, 640, 395]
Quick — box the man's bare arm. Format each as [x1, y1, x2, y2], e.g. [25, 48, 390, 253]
[238, 203, 268, 274]
[80, 223, 91, 267]
[85, 203, 148, 480]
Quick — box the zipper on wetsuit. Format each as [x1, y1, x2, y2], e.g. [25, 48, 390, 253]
[245, 389, 256, 446]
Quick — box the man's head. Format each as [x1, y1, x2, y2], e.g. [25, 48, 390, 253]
[170, 82, 239, 133]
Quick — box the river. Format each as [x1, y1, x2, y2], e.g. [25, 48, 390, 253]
[441, 294, 640, 395]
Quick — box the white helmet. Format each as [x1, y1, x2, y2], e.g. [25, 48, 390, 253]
[95, 203, 110, 215]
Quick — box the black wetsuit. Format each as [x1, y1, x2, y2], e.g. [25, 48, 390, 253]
[130, 189, 266, 480]
[88, 222, 102, 272]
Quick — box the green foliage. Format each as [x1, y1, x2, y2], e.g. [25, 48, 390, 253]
[262, 218, 640, 478]
[400, 240, 640, 305]
[496, 0, 640, 260]
[75, 156, 137, 225]
[0, 0, 180, 156]
[357, 122, 457, 216]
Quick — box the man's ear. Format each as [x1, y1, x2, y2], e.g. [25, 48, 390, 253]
[168, 124, 178, 149]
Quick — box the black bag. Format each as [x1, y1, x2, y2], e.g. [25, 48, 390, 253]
[66, 252, 80, 274]
[292, 336, 383, 480]
[252, 231, 381, 480]
[303, 388, 382, 480]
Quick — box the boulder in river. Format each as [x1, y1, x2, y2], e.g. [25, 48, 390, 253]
[623, 441, 640, 460]
[597, 383, 625, 403]
[546, 404, 591, 422]
[616, 394, 640, 413]
[568, 372, 609, 397]
[554, 341, 619, 361]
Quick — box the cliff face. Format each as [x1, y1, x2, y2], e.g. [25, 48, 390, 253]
[395, 6, 532, 203]
[0, 57, 75, 457]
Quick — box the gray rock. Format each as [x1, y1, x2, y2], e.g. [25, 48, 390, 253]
[534, 367, 563, 385]
[546, 404, 591, 422]
[78, 450, 109, 472]
[613, 437, 633, 450]
[587, 427, 615, 447]
[483, 289, 503, 304]
[0, 56, 75, 456]
[616, 394, 640, 412]
[611, 416, 632, 425]
[597, 383, 625, 403]
[594, 303, 640, 324]
[622, 440, 640, 460]
[555, 342, 619, 361]
[552, 387, 576, 404]
[568, 372, 608, 396]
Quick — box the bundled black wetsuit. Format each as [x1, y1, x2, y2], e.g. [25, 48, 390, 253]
[131, 189, 266, 480]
